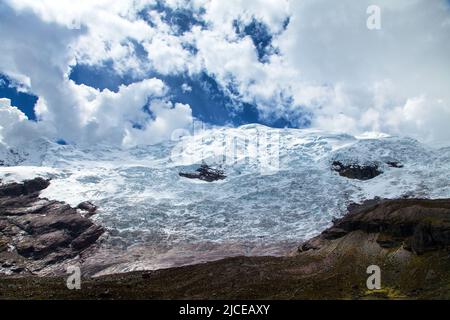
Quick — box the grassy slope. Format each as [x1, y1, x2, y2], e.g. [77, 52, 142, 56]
[1, 232, 449, 300]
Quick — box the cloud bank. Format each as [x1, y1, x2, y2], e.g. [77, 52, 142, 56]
[0, 0, 449, 147]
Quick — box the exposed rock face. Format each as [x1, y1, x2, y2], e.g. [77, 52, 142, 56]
[179, 164, 226, 182]
[0, 178, 50, 197]
[0, 178, 104, 275]
[331, 161, 383, 180]
[301, 198, 450, 255]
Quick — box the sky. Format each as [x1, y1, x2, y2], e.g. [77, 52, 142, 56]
[1, 0, 450, 147]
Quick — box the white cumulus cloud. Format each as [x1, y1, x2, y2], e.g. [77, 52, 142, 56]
[1, 0, 450, 146]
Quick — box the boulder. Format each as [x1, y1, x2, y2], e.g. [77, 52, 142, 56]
[77, 201, 98, 216]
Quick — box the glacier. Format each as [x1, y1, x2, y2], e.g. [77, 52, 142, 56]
[1, 124, 450, 271]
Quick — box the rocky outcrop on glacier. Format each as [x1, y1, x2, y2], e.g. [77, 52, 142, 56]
[179, 164, 226, 182]
[331, 161, 383, 180]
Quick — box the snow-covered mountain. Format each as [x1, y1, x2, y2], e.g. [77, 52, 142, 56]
[1, 125, 450, 258]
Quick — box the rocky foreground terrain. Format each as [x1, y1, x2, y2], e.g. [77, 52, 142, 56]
[0, 178, 104, 276]
[1, 177, 450, 299]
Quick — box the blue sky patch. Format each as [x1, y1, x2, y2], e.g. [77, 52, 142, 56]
[69, 61, 137, 92]
[138, 1, 206, 35]
[0, 74, 38, 120]
[234, 19, 274, 63]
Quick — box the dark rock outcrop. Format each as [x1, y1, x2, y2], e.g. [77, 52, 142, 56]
[301, 198, 450, 255]
[0, 178, 104, 274]
[77, 201, 98, 217]
[386, 161, 404, 168]
[0, 177, 50, 197]
[331, 161, 382, 180]
[179, 164, 226, 182]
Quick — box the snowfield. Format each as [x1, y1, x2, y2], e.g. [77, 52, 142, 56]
[1, 124, 450, 256]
